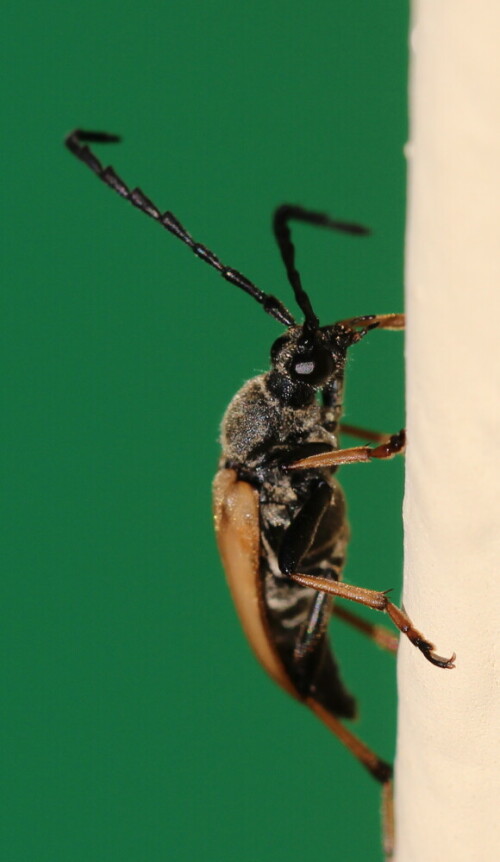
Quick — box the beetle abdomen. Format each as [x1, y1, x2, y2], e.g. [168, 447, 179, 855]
[258, 483, 356, 719]
[213, 467, 356, 719]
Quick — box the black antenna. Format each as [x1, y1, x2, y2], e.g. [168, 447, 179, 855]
[65, 130, 296, 328]
[273, 204, 370, 331]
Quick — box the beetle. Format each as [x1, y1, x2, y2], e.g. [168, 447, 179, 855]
[65, 129, 455, 852]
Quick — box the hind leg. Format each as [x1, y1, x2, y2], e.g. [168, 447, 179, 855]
[307, 699, 395, 858]
[277, 478, 395, 856]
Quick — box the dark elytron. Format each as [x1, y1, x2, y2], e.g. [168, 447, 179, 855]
[65, 130, 455, 853]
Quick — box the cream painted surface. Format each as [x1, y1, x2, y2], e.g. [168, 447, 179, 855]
[395, 3, 500, 860]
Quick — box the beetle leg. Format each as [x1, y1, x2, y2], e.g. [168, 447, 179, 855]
[277, 480, 396, 659]
[309, 701, 395, 857]
[382, 781, 395, 860]
[293, 590, 332, 661]
[308, 698, 392, 783]
[337, 312, 405, 332]
[308, 698, 395, 858]
[339, 423, 396, 444]
[287, 574, 455, 669]
[333, 605, 399, 654]
[289, 429, 406, 470]
[277, 481, 395, 852]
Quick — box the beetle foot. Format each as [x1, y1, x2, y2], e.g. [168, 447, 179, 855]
[371, 429, 406, 460]
[414, 637, 456, 669]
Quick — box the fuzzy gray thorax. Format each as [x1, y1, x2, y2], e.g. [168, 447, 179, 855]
[220, 373, 337, 468]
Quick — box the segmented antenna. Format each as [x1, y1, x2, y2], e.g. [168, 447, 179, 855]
[273, 204, 370, 331]
[65, 130, 296, 327]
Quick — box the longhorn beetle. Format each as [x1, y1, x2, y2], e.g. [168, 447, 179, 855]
[65, 130, 455, 853]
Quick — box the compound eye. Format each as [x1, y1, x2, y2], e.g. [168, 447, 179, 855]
[291, 346, 334, 385]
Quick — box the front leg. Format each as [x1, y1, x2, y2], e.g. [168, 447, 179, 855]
[338, 312, 405, 332]
[289, 429, 406, 470]
[320, 379, 403, 446]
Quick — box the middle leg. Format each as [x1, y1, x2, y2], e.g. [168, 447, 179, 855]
[287, 573, 455, 669]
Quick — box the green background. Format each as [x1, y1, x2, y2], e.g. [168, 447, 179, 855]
[2, 2, 408, 860]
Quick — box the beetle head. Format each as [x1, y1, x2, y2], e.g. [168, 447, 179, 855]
[265, 205, 371, 401]
[267, 322, 359, 408]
